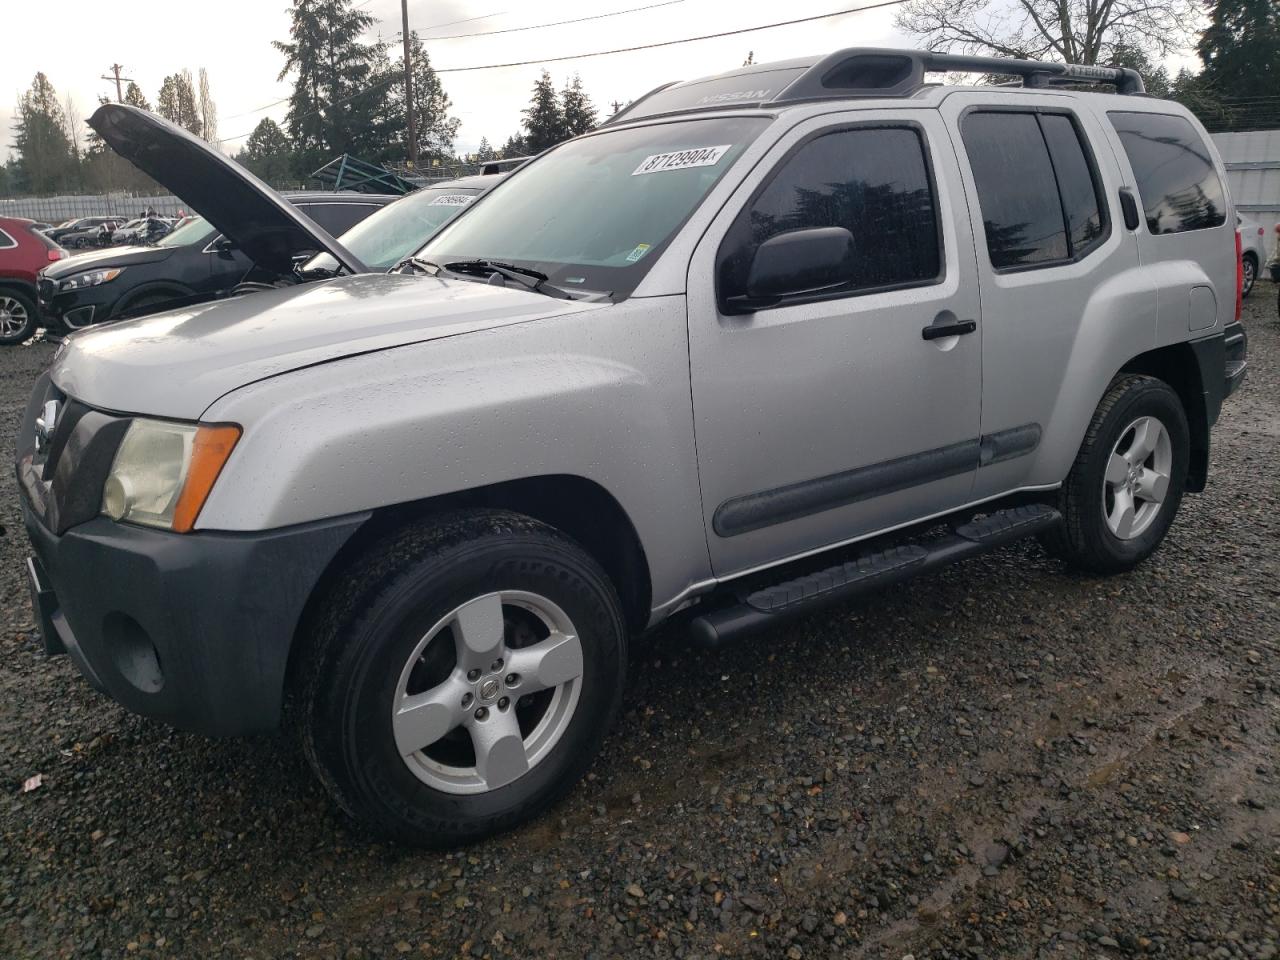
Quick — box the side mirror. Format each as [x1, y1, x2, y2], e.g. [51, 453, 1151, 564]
[214, 236, 238, 258]
[728, 227, 855, 312]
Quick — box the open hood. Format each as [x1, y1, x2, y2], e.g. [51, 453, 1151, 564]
[88, 103, 368, 276]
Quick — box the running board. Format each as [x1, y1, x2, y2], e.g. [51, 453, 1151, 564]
[689, 504, 1062, 648]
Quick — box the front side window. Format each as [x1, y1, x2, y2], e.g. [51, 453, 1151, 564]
[1108, 111, 1227, 235]
[718, 125, 942, 305]
[419, 115, 769, 299]
[962, 111, 1107, 270]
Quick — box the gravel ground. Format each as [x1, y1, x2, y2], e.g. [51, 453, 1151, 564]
[1, 291, 1277, 960]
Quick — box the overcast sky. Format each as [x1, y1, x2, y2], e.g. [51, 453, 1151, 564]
[1, 0, 909, 163]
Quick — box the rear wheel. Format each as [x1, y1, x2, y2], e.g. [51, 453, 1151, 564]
[1242, 253, 1257, 298]
[0, 289, 38, 345]
[1043, 375, 1189, 574]
[297, 511, 627, 846]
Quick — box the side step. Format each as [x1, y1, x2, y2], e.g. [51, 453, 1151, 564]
[689, 504, 1062, 648]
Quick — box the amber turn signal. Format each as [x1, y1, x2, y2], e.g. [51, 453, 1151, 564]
[171, 424, 242, 533]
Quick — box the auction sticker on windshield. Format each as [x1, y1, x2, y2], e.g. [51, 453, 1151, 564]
[429, 194, 476, 206]
[632, 145, 731, 176]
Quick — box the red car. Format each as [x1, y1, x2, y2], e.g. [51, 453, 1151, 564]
[0, 216, 67, 344]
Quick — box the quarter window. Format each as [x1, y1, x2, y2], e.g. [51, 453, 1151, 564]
[0, 229, 15, 250]
[961, 111, 1107, 270]
[1108, 112, 1227, 235]
[718, 126, 942, 305]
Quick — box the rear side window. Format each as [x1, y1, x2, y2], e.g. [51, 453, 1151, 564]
[1108, 112, 1227, 235]
[0, 229, 15, 250]
[298, 202, 380, 236]
[961, 111, 1107, 270]
[718, 125, 942, 304]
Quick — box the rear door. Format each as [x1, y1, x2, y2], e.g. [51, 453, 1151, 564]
[687, 109, 984, 577]
[940, 93, 1152, 498]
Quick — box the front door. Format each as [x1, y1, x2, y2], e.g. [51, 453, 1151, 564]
[686, 111, 984, 577]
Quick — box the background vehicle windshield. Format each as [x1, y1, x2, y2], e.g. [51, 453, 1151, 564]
[419, 116, 768, 298]
[304, 185, 484, 273]
[156, 215, 211, 248]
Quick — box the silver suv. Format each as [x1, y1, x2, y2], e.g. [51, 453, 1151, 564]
[17, 49, 1248, 846]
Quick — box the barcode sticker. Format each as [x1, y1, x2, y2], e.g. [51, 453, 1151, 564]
[429, 194, 476, 206]
[632, 145, 731, 176]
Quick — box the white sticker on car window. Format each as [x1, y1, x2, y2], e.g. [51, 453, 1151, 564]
[429, 194, 476, 206]
[626, 243, 651, 262]
[632, 145, 731, 176]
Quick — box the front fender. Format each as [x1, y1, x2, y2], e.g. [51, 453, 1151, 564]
[198, 297, 711, 613]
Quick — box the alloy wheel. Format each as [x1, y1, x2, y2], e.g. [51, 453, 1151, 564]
[1102, 415, 1172, 540]
[392, 591, 584, 795]
[0, 296, 30, 339]
[1242, 257, 1256, 297]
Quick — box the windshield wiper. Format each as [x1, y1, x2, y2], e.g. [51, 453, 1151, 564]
[393, 255, 444, 275]
[444, 259, 573, 300]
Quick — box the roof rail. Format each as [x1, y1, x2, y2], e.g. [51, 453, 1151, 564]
[602, 47, 1145, 126]
[773, 48, 1145, 104]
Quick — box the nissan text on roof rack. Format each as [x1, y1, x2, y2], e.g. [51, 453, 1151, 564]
[17, 48, 1247, 846]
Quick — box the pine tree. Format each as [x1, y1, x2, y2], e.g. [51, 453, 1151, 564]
[1197, 0, 1280, 129]
[157, 71, 203, 136]
[560, 74, 598, 137]
[384, 33, 461, 164]
[123, 82, 151, 111]
[474, 137, 497, 162]
[11, 73, 78, 195]
[521, 70, 567, 154]
[238, 118, 295, 184]
[500, 133, 529, 158]
[274, 0, 388, 172]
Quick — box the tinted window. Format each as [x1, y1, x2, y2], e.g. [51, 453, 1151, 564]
[963, 112, 1069, 268]
[1109, 112, 1226, 234]
[300, 202, 381, 236]
[719, 126, 941, 303]
[0, 229, 15, 250]
[1039, 114, 1106, 254]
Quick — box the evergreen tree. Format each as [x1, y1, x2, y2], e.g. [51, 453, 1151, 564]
[238, 118, 296, 184]
[157, 71, 203, 136]
[500, 133, 529, 158]
[521, 70, 567, 153]
[386, 33, 461, 164]
[11, 73, 78, 195]
[474, 137, 497, 162]
[1197, 0, 1280, 129]
[124, 82, 151, 111]
[198, 68, 218, 145]
[274, 0, 387, 172]
[561, 74, 598, 137]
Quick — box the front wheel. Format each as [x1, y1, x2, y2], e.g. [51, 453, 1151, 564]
[297, 511, 627, 846]
[0, 289, 38, 345]
[1043, 375, 1189, 575]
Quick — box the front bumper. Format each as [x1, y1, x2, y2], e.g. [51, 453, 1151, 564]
[23, 506, 367, 735]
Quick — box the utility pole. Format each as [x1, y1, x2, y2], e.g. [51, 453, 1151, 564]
[610, 100, 623, 115]
[401, 0, 417, 167]
[101, 64, 133, 103]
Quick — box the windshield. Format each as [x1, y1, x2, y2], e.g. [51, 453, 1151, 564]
[304, 184, 487, 273]
[419, 116, 768, 298]
[156, 214, 212, 248]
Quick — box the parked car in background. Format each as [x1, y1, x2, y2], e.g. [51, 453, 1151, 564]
[300, 173, 505, 277]
[1237, 214, 1267, 298]
[58, 218, 125, 250]
[0, 216, 67, 343]
[109, 216, 175, 246]
[38, 189, 392, 335]
[45, 217, 124, 247]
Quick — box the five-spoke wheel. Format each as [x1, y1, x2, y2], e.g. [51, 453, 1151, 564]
[1102, 415, 1172, 541]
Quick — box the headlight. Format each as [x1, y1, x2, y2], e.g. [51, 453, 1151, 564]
[60, 267, 125, 291]
[101, 419, 241, 532]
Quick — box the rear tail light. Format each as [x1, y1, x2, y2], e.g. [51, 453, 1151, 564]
[47, 249, 64, 262]
[1234, 230, 1242, 324]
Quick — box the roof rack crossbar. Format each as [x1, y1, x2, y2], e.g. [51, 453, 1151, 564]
[921, 51, 1144, 95]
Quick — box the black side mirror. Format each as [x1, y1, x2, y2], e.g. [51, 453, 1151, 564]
[214, 236, 237, 258]
[729, 227, 856, 312]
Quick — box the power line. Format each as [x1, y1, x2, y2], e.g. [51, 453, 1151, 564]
[222, 0, 909, 142]
[387, 0, 687, 42]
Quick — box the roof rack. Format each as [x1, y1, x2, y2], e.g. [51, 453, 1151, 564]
[605, 47, 1144, 126]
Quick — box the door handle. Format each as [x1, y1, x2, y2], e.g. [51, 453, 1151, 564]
[921, 318, 977, 341]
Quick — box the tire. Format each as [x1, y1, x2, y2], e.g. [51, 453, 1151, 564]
[1241, 253, 1257, 299]
[1042, 375, 1189, 575]
[297, 510, 627, 847]
[0, 288, 38, 345]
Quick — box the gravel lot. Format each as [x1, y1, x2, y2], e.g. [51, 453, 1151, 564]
[1, 292, 1277, 960]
